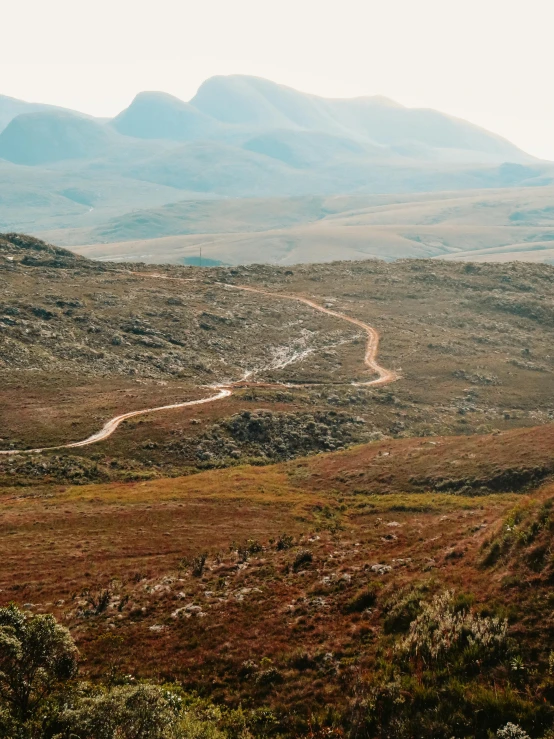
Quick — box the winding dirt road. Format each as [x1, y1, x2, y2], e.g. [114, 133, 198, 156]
[0, 276, 398, 456]
[222, 282, 397, 388]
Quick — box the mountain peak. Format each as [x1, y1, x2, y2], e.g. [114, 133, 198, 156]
[0, 110, 115, 165]
[112, 90, 221, 141]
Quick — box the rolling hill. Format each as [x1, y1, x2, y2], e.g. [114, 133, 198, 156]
[0, 93, 95, 134]
[2, 243, 554, 736]
[1, 74, 553, 263]
[44, 186, 554, 266]
[0, 110, 119, 165]
[111, 90, 224, 141]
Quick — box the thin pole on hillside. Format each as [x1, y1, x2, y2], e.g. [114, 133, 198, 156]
[199, 246, 202, 268]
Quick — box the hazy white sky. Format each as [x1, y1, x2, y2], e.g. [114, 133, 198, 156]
[2, 0, 553, 159]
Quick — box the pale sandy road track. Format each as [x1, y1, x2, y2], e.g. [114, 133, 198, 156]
[0, 389, 232, 457]
[220, 282, 397, 388]
[0, 274, 398, 456]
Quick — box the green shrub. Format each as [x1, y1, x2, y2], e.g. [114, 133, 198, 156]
[237, 539, 263, 562]
[0, 603, 78, 727]
[292, 549, 313, 572]
[60, 684, 181, 738]
[192, 553, 207, 577]
[0, 605, 244, 739]
[383, 582, 431, 634]
[345, 585, 378, 613]
[482, 539, 503, 567]
[255, 667, 284, 687]
[275, 533, 294, 551]
[497, 724, 530, 739]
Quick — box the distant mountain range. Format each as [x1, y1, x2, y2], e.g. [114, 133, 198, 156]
[0, 75, 535, 168]
[1, 75, 553, 264]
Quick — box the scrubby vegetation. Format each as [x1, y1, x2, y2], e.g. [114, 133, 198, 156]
[480, 498, 554, 577]
[2, 236, 554, 467]
[2, 421, 554, 736]
[2, 238, 554, 736]
[167, 409, 374, 464]
[0, 604, 263, 738]
[4, 574, 554, 739]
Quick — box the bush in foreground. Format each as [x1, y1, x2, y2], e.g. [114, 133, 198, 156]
[0, 605, 250, 739]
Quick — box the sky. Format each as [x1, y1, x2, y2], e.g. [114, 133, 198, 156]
[2, 0, 553, 159]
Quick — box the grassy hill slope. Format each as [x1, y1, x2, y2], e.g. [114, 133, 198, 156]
[60, 186, 554, 265]
[2, 422, 554, 737]
[2, 242, 554, 735]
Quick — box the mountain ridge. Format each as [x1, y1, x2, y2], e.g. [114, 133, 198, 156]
[1, 75, 551, 264]
[191, 74, 531, 162]
[0, 74, 533, 165]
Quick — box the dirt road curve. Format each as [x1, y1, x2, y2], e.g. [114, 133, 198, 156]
[0, 275, 398, 456]
[222, 282, 397, 388]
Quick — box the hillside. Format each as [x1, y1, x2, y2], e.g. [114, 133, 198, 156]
[1, 77, 532, 166]
[2, 234, 553, 480]
[1, 75, 553, 265]
[123, 140, 322, 195]
[0, 110, 119, 165]
[191, 75, 532, 163]
[0, 93, 94, 133]
[111, 90, 224, 141]
[2, 236, 554, 736]
[0, 109, 178, 166]
[59, 186, 554, 265]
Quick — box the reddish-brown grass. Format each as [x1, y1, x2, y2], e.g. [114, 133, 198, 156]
[2, 424, 553, 716]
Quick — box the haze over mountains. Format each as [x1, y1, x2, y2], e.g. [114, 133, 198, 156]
[1, 75, 535, 164]
[1, 74, 553, 264]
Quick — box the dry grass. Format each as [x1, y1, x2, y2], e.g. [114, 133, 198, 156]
[2, 422, 553, 720]
[66, 186, 554, 266]
[2, 246, 554, 733]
